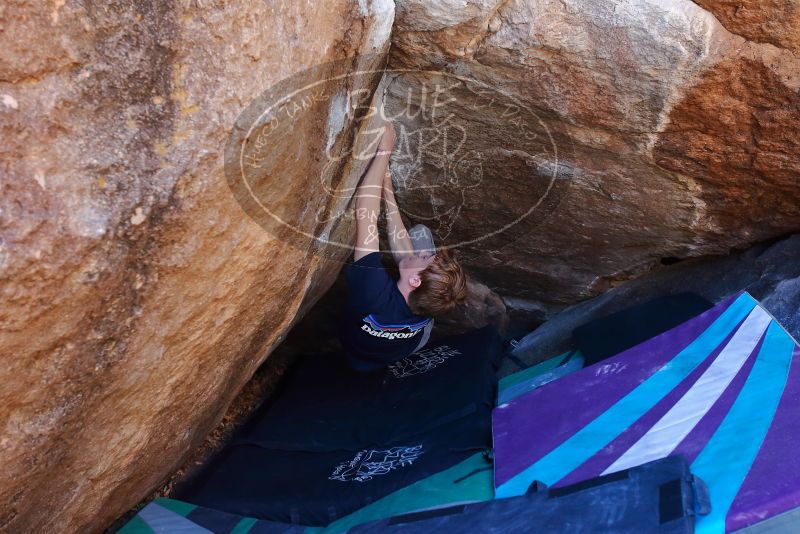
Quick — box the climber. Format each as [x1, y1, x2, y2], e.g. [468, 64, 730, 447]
[338, 118, 468, 372]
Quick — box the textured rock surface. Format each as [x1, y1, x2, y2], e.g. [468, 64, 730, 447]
[503, 233, 800, 376]
[693, 0, 800, 53]
[387, 0, 800, 311]
[0, 1, 392, 531]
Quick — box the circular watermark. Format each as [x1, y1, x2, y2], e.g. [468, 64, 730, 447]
[224, 53, 574, 262]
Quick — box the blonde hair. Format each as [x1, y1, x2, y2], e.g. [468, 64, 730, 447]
[408, 248, 468, 316]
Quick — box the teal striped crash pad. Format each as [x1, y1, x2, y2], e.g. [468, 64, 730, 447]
[497, 349, 584, 405]
[119, 452, 492, 534]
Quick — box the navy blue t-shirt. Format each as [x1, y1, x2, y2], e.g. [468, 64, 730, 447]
[339, 252, 432, 371]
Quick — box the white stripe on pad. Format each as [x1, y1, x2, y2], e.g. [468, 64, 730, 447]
[601, 305, 772, 475]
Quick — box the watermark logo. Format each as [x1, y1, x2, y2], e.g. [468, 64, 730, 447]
[224, 53, 573, 262]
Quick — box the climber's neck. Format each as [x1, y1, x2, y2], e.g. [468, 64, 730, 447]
[397, 280, 413, 304]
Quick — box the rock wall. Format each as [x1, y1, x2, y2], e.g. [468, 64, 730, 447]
[386, 0, 800, 310]
[504, 233, 800, 374]
[0, 1, 392, 531]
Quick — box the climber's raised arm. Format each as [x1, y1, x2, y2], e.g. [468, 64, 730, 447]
[383, 168, 414, 263]
[339, 120, 467, 373]
[354, 121, 395, 261]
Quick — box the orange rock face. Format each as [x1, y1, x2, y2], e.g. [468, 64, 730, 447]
[694, 0, 800, 53]
[654, 52, 800, 242]
[0, 0, 392, 531]
[386, 0, 800, 307]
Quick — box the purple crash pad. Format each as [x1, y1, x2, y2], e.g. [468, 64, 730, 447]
[493, 292, 800, 533]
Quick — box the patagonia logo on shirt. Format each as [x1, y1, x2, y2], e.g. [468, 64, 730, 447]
[360, 315, 430, 340]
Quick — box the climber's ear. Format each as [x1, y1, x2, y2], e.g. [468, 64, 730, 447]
[409, 275, 422, 289]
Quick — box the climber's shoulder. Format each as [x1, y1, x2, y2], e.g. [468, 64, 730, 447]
[344, 252, 397, 313]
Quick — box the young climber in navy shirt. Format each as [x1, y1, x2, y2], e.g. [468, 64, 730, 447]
[338, 119, 468, 372]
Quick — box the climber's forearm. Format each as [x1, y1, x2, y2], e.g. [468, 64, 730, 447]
[383, 171, 413, 262]
[354, 152, 389, 261]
